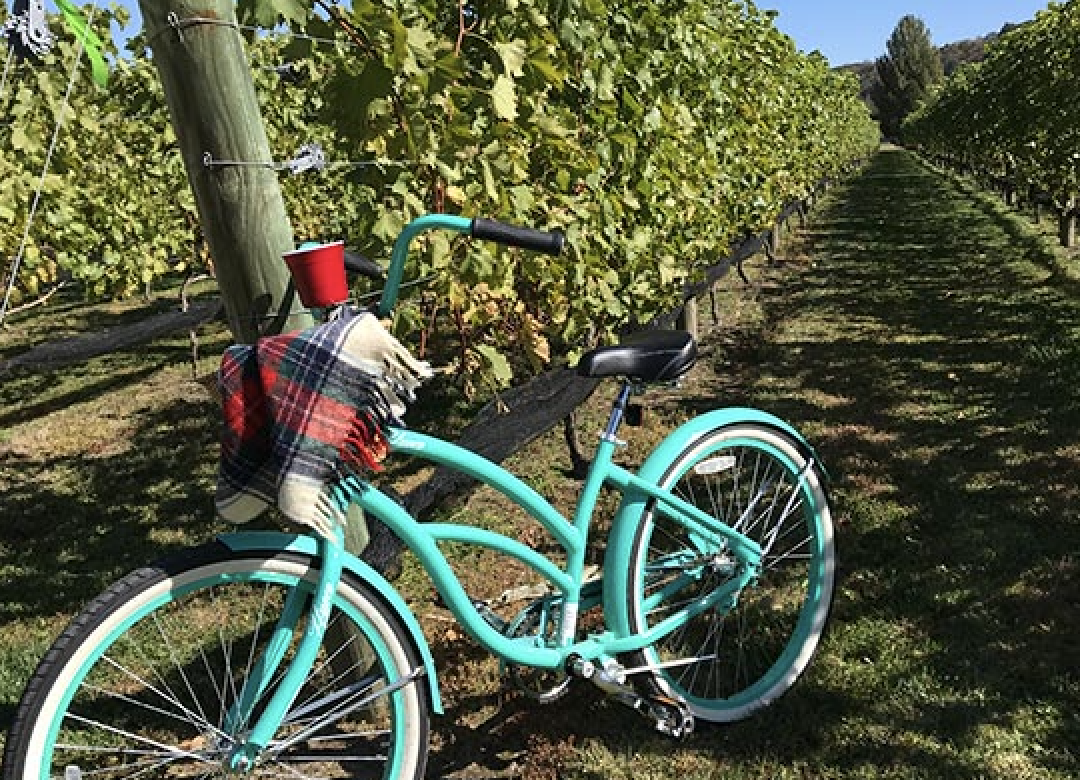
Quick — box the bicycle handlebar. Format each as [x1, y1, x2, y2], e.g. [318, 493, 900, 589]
[377, 215, 565, 318]
[471, 217, 566, 255]
[344, 249, 384, 279]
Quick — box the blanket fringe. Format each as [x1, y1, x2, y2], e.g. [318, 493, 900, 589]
[340, 410, 389, 473]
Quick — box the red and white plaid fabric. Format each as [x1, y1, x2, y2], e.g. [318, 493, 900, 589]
[215, 310, 431, 538]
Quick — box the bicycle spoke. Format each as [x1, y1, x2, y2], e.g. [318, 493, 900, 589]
[80, 678, 222, 744]
[62, 711, 215, 766]
[92, 656, 226, 750]
[52, 744, 190, 779]
[282, 675, 381, 728]
[270, 667, 423, 758]
[764, 534, 814, 571]
[126, 613, 211, 735]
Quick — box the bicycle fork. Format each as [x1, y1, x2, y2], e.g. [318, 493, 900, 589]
[222, 533, 346, 772]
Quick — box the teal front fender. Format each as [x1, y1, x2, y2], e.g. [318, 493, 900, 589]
[602, 407, 824, 635]
[217, 531, 443, 714]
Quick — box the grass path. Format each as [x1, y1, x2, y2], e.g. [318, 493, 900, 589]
[702, 147, 1080, 779]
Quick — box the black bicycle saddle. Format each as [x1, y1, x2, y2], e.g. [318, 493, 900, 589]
[576, 330, 697, 383]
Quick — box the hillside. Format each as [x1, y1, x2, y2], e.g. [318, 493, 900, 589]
[839, 21, 1026, 114]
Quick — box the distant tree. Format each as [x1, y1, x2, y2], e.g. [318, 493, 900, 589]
[873, 15, 944, 139]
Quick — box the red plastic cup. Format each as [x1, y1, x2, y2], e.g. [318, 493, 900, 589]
[283, 241, 347, 308]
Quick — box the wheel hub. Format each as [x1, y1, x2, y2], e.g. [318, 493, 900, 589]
[226, 743, 259, 774]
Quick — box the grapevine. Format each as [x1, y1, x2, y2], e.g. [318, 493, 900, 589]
[2, 0, 877, 382]
[904, 1, 1079, 245]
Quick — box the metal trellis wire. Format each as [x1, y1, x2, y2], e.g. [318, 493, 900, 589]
[0, 3, 99, 326]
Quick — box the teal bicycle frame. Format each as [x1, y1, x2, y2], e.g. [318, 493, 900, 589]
[377, 213, 472, 319]
[362, 420, 765, 669]
[227, 401, 786, 759]
[225, 213, 818, 757]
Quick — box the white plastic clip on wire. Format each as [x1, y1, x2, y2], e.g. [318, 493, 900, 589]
[285, 143, 327, 175]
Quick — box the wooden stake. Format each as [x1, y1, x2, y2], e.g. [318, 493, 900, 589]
[138, 0, 312, 343]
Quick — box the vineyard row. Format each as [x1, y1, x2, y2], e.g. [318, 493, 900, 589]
[904, 0, 1079, 249]
[2, 0, 878, 383]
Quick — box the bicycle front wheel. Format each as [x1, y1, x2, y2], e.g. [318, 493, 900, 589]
[624, 422, 835, 723]
[2, 541, 430, 779]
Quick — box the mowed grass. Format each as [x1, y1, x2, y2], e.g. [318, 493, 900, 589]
[1, 147, 1079, 778]
[639, 148, 1079, 779]
[0, 296, 232, 714]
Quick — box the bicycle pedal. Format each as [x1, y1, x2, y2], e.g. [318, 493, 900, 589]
[588, 667, 695, 739]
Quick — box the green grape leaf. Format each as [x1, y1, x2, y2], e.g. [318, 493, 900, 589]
[491, 75, 518, 121]
[10, 125, 39, 153]
[475, 344, 514, 386]
[495, 40, 528, 77]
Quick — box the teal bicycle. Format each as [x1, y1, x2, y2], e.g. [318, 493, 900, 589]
[3, 215, 836, 779]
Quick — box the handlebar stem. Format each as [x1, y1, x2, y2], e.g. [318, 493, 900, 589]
[377, 214, 472, 318]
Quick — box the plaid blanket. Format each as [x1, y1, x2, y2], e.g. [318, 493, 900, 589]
[215, 309, 431, 538]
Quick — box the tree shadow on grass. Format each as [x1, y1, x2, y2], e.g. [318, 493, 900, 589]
[0, 389, 231, 736]
[682, 147, 1080, 776]
[0, 363, 164, 429]
[0, 395, 225, 625]
[0, 321, 221, 429]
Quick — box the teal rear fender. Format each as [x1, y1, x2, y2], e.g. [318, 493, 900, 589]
[602, 407, 825, 634]
[217, 531, 443, 714]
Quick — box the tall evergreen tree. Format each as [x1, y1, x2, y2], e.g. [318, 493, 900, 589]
[874, 15, 944, 139]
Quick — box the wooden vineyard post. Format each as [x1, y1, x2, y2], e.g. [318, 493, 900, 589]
[769, 222, 782, 260]
[1060, 197, 1077, 249]
[678, 297, 700, 340]
[136, 3, 368, 669]
[137, 0, 311, 343]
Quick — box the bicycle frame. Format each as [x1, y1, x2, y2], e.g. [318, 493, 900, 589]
[344, 399, 768, 672]
[222, 400, 772, 757]
[377, 213, 471, 318]
[222, 212, 825, 755]
[223, 396, 820, 758]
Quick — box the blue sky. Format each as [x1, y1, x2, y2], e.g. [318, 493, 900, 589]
[109, 1, 1052, 65]
[761, 0, 1054, 65]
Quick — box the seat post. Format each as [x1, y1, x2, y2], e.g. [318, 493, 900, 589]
[602, 382, 634, 444]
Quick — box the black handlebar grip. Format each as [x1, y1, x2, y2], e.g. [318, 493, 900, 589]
[471, 217, 565, 256]
[343, 249, 385, 279]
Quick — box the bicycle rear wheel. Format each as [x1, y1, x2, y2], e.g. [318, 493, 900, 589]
[624, 422, 835, 723]
[2, 541, 429, 779]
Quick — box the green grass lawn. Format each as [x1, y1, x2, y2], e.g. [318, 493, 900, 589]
[675, 147, 1080, 780]
[1, 147, 1078, 778]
